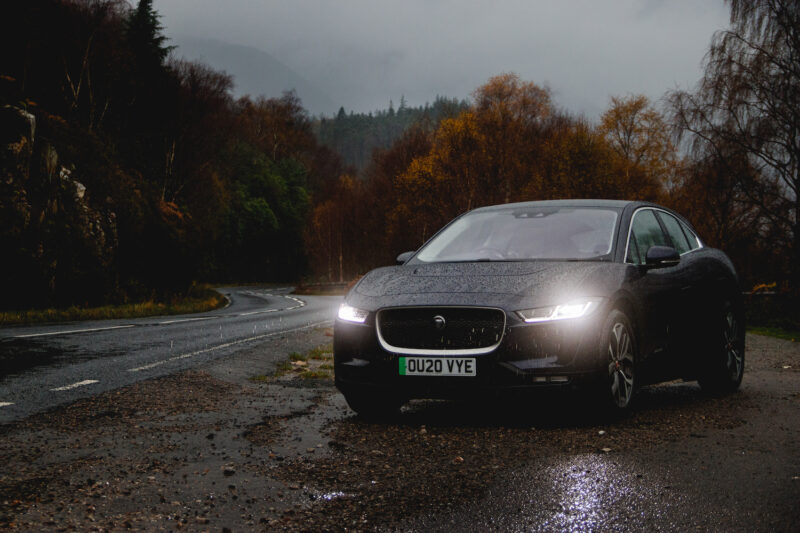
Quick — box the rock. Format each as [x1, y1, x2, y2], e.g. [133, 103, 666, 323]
[1, 104, 119, 309]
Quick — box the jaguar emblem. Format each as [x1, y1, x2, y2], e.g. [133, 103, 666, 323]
[433, 315, 446, 330]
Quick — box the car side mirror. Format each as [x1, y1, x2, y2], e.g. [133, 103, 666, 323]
[645, 245, 680, 269]
[396, 251, 415, 264]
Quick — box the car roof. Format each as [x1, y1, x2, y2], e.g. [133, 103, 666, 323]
[470, 199, 638, 212]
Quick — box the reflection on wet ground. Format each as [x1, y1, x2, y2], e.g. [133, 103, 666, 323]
[0, 338, 125, 380]
[442, 453, 688, 532]
[0, 339, 71, 379]
[275, 382, 750, 531]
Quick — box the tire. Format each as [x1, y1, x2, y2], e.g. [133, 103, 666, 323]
[598, 310, 637, 411]
[343, 390, 404, 421]
[698, 300, 745, 394]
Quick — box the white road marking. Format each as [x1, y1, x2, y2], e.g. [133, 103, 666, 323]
[0, 402, 14, 408]
[6, 294, 307, 341]
[14, 325, 135, 339]
[127, 320, 332, 373]
[158, 316, 214, 325]
[239, 309, 278, 316]
[50, 380, 99, 391]
[237, 295, 305, 316]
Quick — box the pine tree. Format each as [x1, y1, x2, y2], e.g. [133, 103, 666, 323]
[125, 0, 172, 70]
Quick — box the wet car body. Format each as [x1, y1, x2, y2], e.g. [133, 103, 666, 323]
[334, 199, 744, 415]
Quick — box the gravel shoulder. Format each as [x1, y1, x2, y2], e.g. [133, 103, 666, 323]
[1, 333, 798, 532]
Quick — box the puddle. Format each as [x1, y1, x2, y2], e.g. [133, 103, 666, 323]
[0, 338, 122, 380]
[310, 490, 351, 502]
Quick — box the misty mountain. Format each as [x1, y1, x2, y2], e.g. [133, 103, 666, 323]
[172, 37, 337, 116]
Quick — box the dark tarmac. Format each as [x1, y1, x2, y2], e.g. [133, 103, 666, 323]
[0, 287, 341, 422]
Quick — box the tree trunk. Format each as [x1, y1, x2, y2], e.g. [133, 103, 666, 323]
[792, 196, 800, 296]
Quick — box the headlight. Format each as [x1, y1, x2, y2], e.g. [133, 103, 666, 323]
[517, 298, 603, 323]
[338, 303, 369, 323]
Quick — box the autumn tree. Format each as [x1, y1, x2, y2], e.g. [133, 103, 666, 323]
[305, 175, 365, 282]
[389, 74, 555, 247]
[538, 118, 658, 201]
[389, 75, 669, 257]
[669, 0, 800, 291]
[304, 125, 434, 281]
[472, 73, 552, 203]
[234, 91, 315, 161]
[665, 141, 783, 286]
[368, 125, 433, 259]
[599, 95, 678, 191]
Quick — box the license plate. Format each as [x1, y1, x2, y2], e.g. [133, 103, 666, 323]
[398, 357, 476, 377]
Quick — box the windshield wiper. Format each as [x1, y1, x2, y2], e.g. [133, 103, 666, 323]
[563, 256, 608, 262]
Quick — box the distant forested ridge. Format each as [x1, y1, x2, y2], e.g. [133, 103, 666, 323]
[314, 97, 468, 172]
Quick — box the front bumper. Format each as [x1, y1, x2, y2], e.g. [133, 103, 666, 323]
[334, 310, 607, 400]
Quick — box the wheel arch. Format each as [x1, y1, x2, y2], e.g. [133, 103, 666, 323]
[609, 292, 639, 338]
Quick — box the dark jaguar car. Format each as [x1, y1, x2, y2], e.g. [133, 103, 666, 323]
[334, 200, 744, 417]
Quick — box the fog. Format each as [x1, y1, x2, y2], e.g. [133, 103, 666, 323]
[155, 0, 730, 116]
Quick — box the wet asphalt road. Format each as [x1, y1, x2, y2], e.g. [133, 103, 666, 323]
[0, 287, 341, 423]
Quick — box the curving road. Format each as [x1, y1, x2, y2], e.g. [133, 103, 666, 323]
[0, 287, 341, 423]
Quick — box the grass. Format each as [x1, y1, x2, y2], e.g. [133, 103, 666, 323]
[298, 369, 332, 379]
[0, 285, 228, 325]
[252, 343, 334, 382]
[306, 345, 334, 360]
[748, 326, 800, 342]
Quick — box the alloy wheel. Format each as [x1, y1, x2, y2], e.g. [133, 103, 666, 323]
[608, 322, 634, 408]
[723, 309, 743, 381]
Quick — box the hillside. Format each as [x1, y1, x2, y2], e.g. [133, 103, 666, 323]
[172, 37, 337, 116]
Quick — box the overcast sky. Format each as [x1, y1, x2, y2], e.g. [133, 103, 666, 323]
[154, 0, 731, 117]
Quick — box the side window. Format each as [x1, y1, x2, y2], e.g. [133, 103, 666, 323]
[626, 234, 640, 263]
[627, 209, 668, 264]
[658, 212, 691, 254]
[679, 220, 701, 250]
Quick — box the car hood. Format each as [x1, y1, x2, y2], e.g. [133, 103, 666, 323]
[351, 261, 621, 310]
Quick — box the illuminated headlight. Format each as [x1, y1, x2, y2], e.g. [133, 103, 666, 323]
[338, 303, 369, 323]
[517, 298, 603, 323]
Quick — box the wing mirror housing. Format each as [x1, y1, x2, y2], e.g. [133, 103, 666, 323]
[396, 251, 415, 264]
[645, 245, 680, 269]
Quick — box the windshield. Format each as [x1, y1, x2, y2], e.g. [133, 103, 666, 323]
[415, 207, 619, 262]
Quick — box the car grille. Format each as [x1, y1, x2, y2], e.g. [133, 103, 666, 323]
[377, 307, 506, 354]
